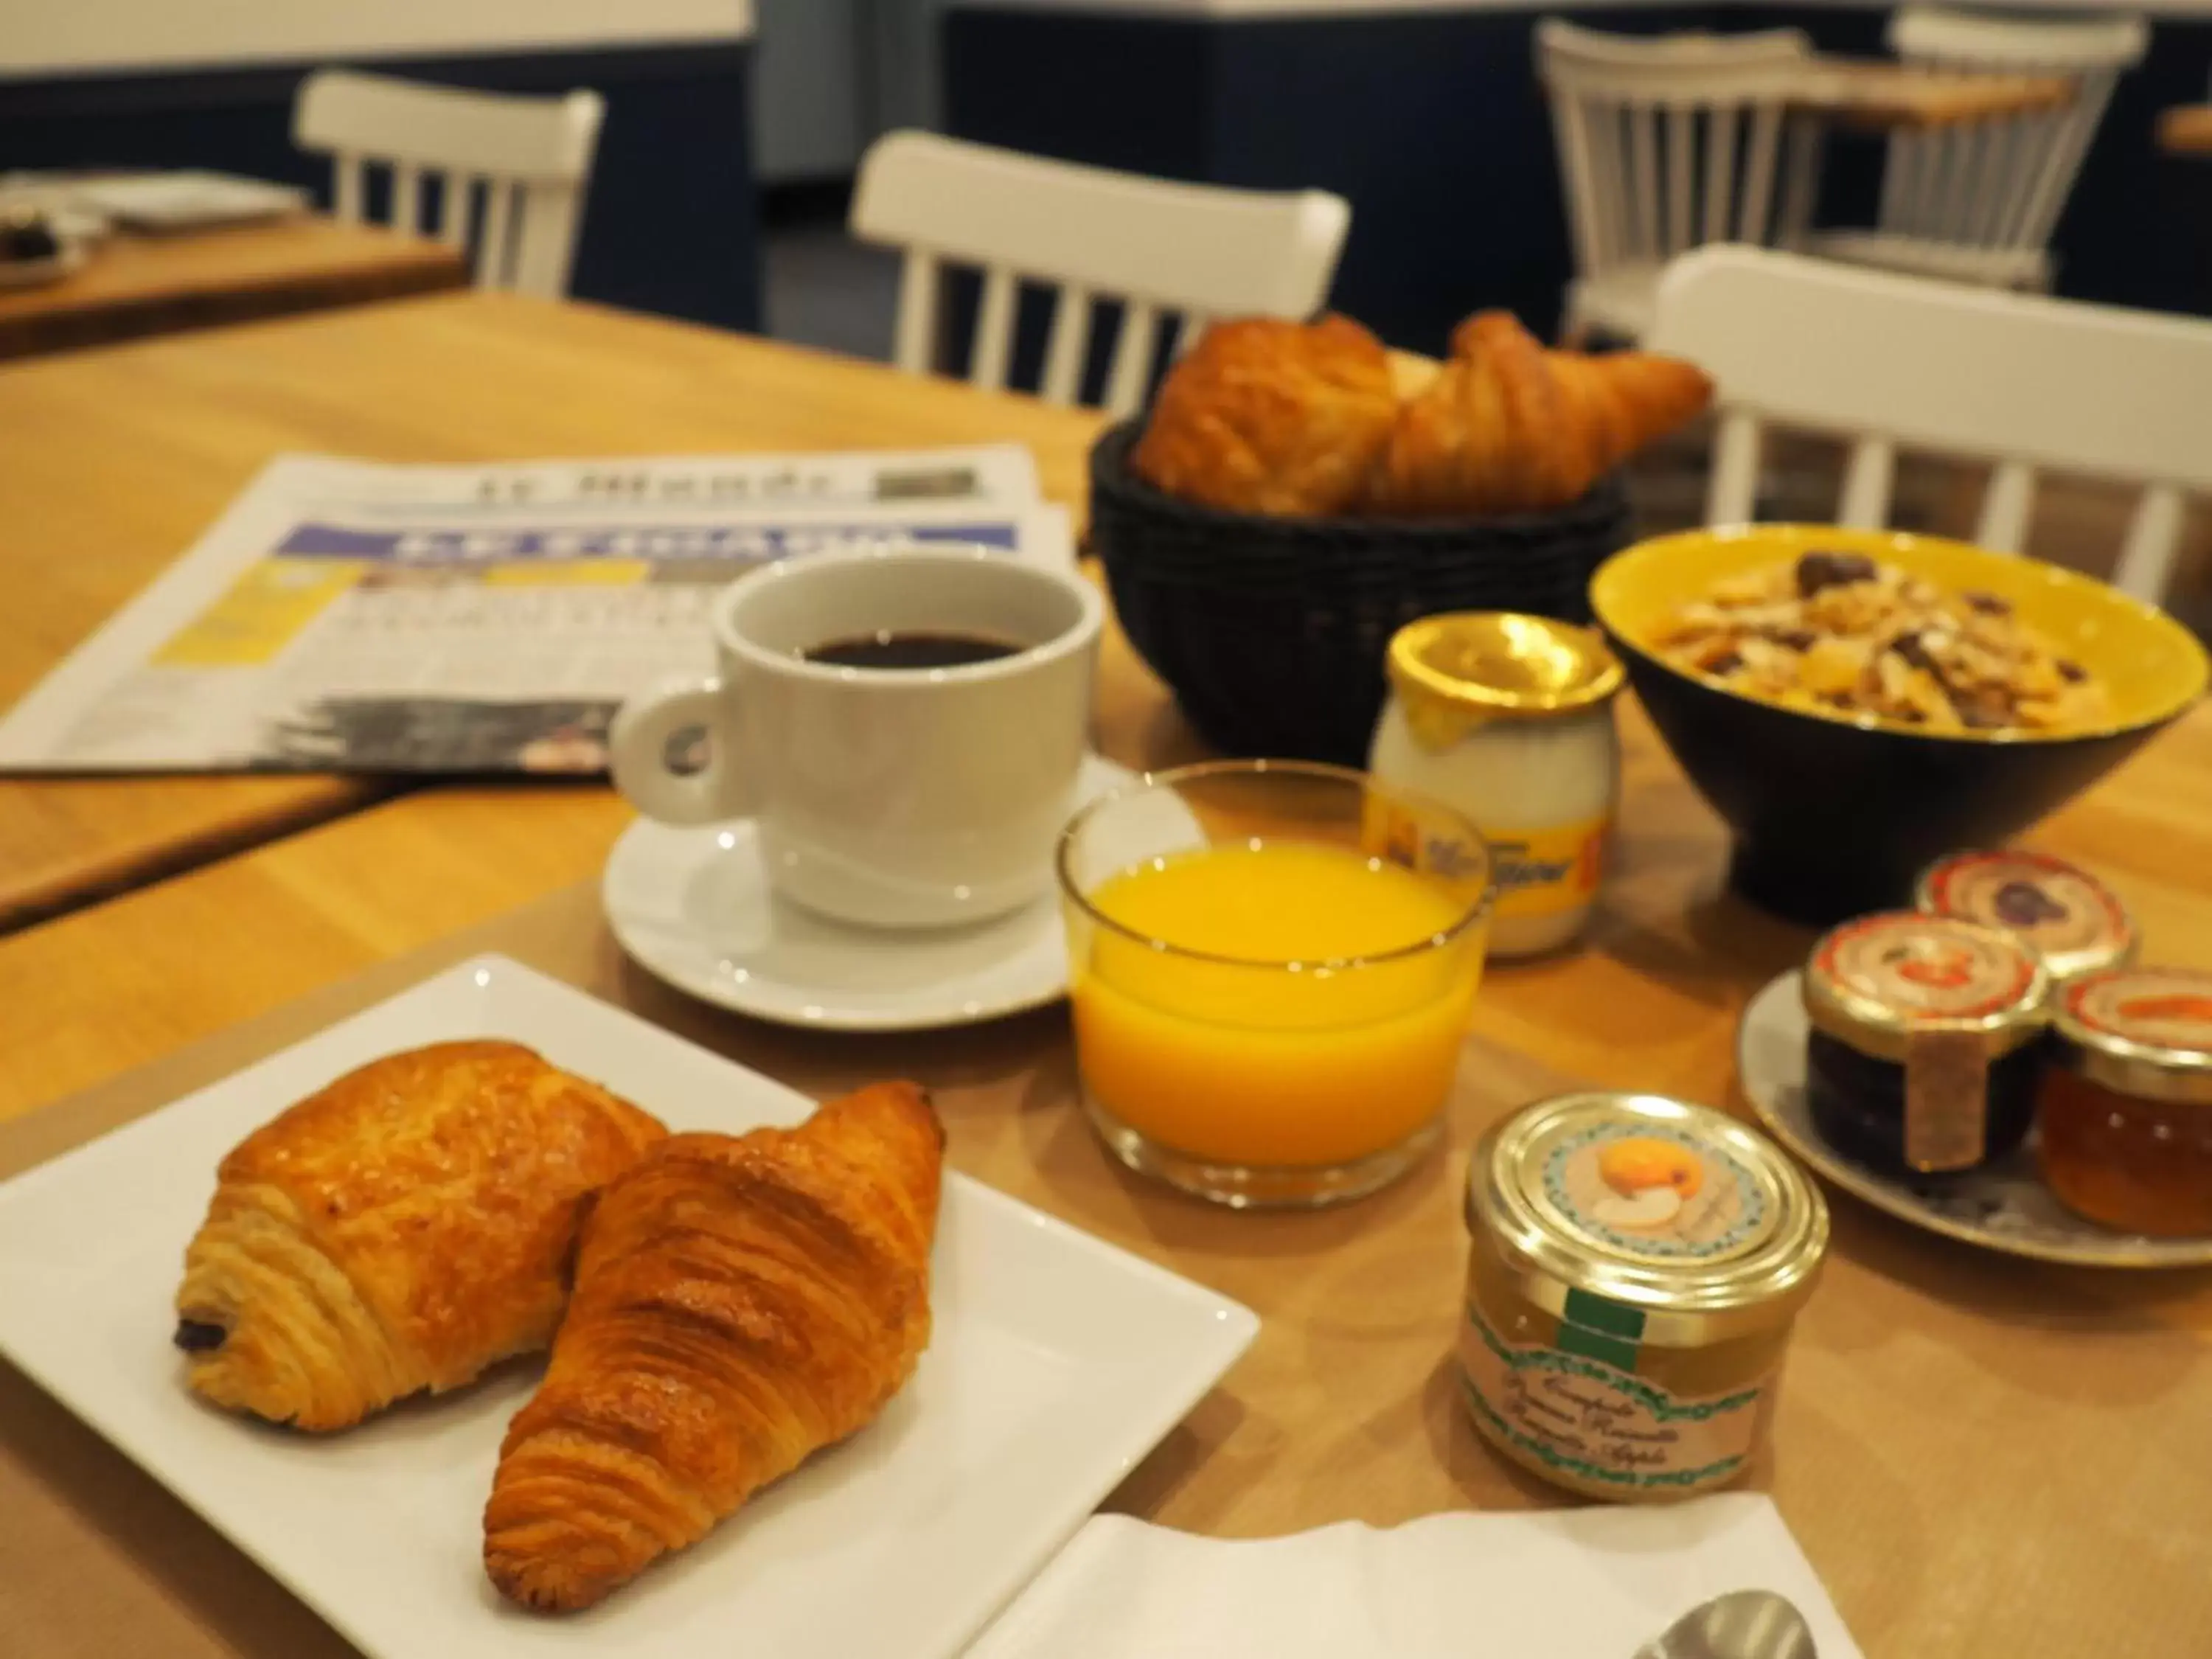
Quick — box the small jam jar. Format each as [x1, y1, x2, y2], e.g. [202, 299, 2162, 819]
[1916, 849, 2137, 984]
[1368, 613, 1622, 959]
[2040, 968, 2212, 1236]
[1459, 1092, 1828, 1502]
[1802, 912, 2050, 1177]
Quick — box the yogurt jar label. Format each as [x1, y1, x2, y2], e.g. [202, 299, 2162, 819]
[1489, 814, 1610, 920]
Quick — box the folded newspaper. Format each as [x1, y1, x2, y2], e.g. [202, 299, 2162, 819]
[0, 445, 1071, 775]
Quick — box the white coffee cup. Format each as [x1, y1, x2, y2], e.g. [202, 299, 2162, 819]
[610, 543, 1104, 930]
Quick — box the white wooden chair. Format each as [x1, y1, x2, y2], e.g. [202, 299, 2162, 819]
[848, 130, 1351, 415]
[293, 69, 605, 299]
[1648, 246, 2212, 602]
[1537, 20, 1820, 344]
[1808, 8, 2148, 292]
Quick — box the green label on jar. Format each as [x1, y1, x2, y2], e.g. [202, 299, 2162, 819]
[1458, 1301, 1769, 1492]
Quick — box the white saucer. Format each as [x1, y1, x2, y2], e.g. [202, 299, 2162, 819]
[1738, 969, 2212, 1269]
[604, 754, 1137, 1031]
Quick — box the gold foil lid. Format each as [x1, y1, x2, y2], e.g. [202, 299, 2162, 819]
[1465, 1092, 1828, 1346]
[2053, 968, 2212, 1106]
[1916, 849, 2137, 982]
[1803, 911, 2048, 1065]
[1386, 613, 1623, 745]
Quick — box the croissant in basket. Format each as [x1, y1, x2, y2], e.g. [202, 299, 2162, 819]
[1368, 312, 1714, 516]
[1130, 313, 1399, 517]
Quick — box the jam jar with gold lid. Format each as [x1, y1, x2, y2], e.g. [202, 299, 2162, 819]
[1368, 613, 1623, 959]
[1916, 849, 2137, 984]
[1802, 912, 2050, 1178]
[2040, 967, 2212, 1237]
[1458, 1091, 1828, 1502]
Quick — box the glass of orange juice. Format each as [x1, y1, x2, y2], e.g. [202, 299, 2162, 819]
[1056, 759, 1492, 1208]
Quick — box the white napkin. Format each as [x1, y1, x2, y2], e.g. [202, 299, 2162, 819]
[967, 1494, 1860, 1659]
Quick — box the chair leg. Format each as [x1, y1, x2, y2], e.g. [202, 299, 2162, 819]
[1559, 285, 1592, 349]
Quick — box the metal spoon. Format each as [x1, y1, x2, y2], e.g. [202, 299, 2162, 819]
[1634, 1590, 1818, 1659]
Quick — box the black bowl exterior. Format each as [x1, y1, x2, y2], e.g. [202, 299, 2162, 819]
[1616, 641, 2172, 925]
[1091, 421, 1634, 765]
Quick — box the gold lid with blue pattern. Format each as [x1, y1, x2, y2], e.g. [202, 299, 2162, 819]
[1466, 1092, 1829, 1347]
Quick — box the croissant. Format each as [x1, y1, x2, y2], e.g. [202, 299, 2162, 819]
[1130, 314, 1399, 517]
[482, 1081, 945, 1612]
[173, 1040, 665, 1432]
[1368, 311, 1712, 515]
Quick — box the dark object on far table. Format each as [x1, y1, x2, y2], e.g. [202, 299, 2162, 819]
[1088, 420, 1633, 767]
[0, 212, 62, 264]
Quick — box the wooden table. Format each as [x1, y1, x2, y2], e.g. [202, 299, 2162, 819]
[0, 289, 1103, 931]
[7, 708, 2212, 1659]
[1790, 57, 2074, 131]
[0, 216, 467, 362]
[2161, 105, 2212, 158]
[4, 293, 2212, 1657]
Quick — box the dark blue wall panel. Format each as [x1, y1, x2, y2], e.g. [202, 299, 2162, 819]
[946, 6, 2212, 352]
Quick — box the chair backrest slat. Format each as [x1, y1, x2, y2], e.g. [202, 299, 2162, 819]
[433, 174, 472, 247]
[1040, 285, 1093, 405]
[1976, 459, 2038, 552]
[1735, 104, 1784, 244]
[390, 163, 422, 239]
[1652, 246, 2212, 601]
[1776, 114, 1823, 245]
[970, 265, 1020, 392]
[1666, 105, 1695, 257]
[1105, 302, 1162, 420]
[293, 69, 603, 298]
[1708, 407, 1766, 526]
[1839, 437, 1898, 529]
[475, 180, 515, 289]
[891, 249, 939, 376]
[1700, 106, 1739, 245]
[331, 152, 365, 224]
[851, 130, 1350, 411]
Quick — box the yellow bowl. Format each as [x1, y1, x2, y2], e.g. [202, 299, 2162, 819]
[1590, 525, 2208, 920]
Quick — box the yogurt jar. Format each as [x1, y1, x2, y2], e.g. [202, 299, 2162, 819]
[1458, 1092, 1829, 1501]
[1368, 613, 1622, 958]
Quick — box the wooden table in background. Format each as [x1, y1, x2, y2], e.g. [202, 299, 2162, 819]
[2161, 105, 2212, 157]
[4, 288, 2211, 1658]
[0, 290, 1105, 930]
[1790, 57, 2074, 131]
[0, 217, 467, 362]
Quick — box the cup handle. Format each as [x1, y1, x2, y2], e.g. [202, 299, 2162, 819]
[608, 676, 762, 827]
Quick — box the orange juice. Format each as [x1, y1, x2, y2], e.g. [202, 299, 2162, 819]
[1069, 841, 1487, 1168]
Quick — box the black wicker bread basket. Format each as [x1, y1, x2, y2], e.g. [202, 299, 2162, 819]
[1089, 420, 1634, 765]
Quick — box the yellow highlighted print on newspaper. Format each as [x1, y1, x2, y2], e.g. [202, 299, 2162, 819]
[154, 558, 368, 667]
[481, 559, 651, 587]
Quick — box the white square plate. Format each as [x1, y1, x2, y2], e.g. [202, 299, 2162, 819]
[0, 956, 1257, 1658]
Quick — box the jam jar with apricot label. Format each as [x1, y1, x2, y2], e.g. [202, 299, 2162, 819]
[1459, 1093, 1827, 1502]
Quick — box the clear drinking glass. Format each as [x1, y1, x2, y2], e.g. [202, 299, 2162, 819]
[1056, 760, 1493, 1208]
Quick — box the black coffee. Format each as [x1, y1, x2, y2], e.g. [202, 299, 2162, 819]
[803, 630, 1025, 670]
